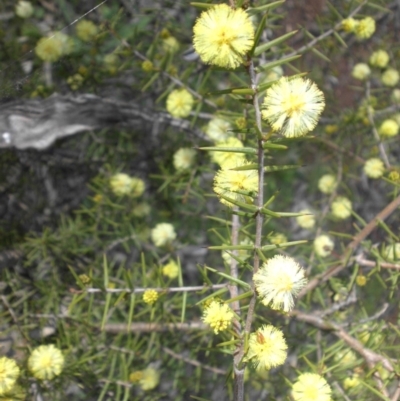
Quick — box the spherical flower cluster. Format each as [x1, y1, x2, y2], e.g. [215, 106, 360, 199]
[314, 235, 334, 257]
[296, 210, 315, 229]
[352, 63, 371, 80]
[245, 325, 287, 370]
[141, 60, 154, 72]
[28, 344, 64, 380]
[331, 196, 352, 219]
[0, 357, 20, 395]
[139, 367, 160, 391]
[193, 4, 255, 69]
[213, 160, 258, 208]
[381, 68, 399, 87]
[166, 89, 194, 118]
[206, 117, 232, 142]
[162, 36, 179, 53]
[292, 373, 332, 401]
[143, 289, 159, 305]
[369, 50, 389, 68]
[132, 202, 151, 218]
[384, 243, 400, 261]
[210, 137, 245, 168]
[261, 77, 325, 138]
[354, 17, 375, 40]
[379, 119, 399, 137]
[318, 174, 337, 194]
[109, 173, 145, 197]
[35, 36, 65, 62]
[341, 18, 357, 33]
[202, 300, 234, 334]
[356, 275, 367, 286]
[76, 19, 98, 42]
[269, 232, 288, 245]
[392, 89, 400, 102]
[162, 260, 179, 279]
[173, 148, 196, 171]
[364, 158, 385, 179]
[254, 255, 307, 312]
[15, 1, 34, 18]
[151, 223, 176, 247]
[343, 374, 361, 390]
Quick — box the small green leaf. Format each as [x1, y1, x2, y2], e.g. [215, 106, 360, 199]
[199, 146, 257, 155]
[205, 266, 251, 289]
[254, 30, 298, 56]
[257, 55, 301, 71]
[247, 0, 285, 14]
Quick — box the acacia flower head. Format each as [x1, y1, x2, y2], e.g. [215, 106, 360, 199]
[381, 68, 400, 87]
[318, 174, 337, 194]
[28, 344, 64, 381]
[379, 119, 399, 137]
[166, 89, 194, 118]
[15, 1, 34, 18]
[369, 50, 389, 68]
[0, 357, 20, 395]
[173, 148, 196, 171]
[143, 289, 159, 305]
[151, 223, 176, 247]
[292, 373, 332, 401]
[313, 235, 334, 257]
[296, 209, 315, 229]
[341, 18, 357, 33]
[202, 300, 234, 334]
[139, 367, 160, 391]
[35, 36, 64, 62]
[331, 196, 352, 219]
[253, 255, 307, 312]
[245, 325, 287, 370]
[206, 117, 233, 142]
[354, 17, 375, 40]
[76, 19, 98, 42]
[261, 77, 325, 138]
[364, 158, 385, 179]
[162, 260, 179, 279]
[210, 137, 245, 168]
[193, 4, 255, 69]
[352, 63, 371, 80]
[213, 160, 258, 208]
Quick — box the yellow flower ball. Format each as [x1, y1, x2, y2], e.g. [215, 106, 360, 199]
[269, 233, 287, 245]
[381, 68, 399, 87]
[331, 196, 352, 220]
[109, 173, 132, 196]
[28, 344, 64, 380]
[292, 373, 332, 401]
[318, 174, 337, 194]
[392, 89, 400, 102]
[354, 17, 375, 40]
[369, 50, 389, 68]
[261, 77, 325, 138]
[213, 160, 258, 208]
[130, 177, 145, 198]
[245, 325, 287, 370]
[341, 18, 358, 33]
[141, 60, 154, 72]
[352, 63, 371, 80]
[296, 209, 315, 229]
[254, 255, 307, 312]
[379, 119, 399, 137]
[343, 374, 361, 389]
[356, 275, 367, 286]
[143, 289, 159, 305]
[202, 300, 234, 334]
[15, 1, 34, 18]
[166, 89, 194, 118]
[76, 19, 98, 42]
[132, 202, 151, 218]
[162, 36, 179, 53]
[364, 158, 385, 179]
[193, 4, 255, 69]
[0, 357, 20, 396]
[206, 117, 232, 142]
[210, 137, 245, 168]
[173, 148, 196, 171]
[314, 235, 334, 257]
[139, 367, 160, 391]
[151, 223, 176, 247]
[35, 36, 64, 62]
[162, 260, 179, 279]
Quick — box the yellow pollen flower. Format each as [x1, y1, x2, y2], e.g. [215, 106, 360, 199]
[379, 119, 399, 137]
[206, 117, 233, 142]
[28, 344, 64, 381]
[139, 367, 160, 391]
[364, 158, 385, 179]
[261, 77, 325, 138]
[369, 50, 389, 68]
[151, 222, 176, 247]
[210, 137, 245, 168]
[202, 300, 234, 334]
[166, 89, 194, 118]
[0, 357, 20, 395]
[318, 174, 337, 194]
[292, 373, 332, 401]
[381, 68, 400, 87]
[352, 63, 371, 80]
[341, 18, 358, 33]
[193, 4, 255, 69]
[213, 160, 258, 208]
[245, 325, 287, 370]
[254, 255, 307, 312]
[354, 17, 375, 40]
[143, 289, 159, 305]
[35, 36, 64, 62]
[313, 235, 334, 257]
[173, 148, 196, 171]
[331, 196, 352, 220]
[296, 209, 315, 229]
[76, 20, 98, 42]
[162, 260, 179, 279]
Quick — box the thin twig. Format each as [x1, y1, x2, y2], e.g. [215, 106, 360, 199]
[103, 321, 207, 333]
